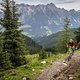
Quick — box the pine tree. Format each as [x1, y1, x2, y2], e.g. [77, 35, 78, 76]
[0, 0, 26, 69]
[0, 0, 12, 70]
[10, 0, 26, 66]
[57, 17, 71, 53]
[39, 48, 47, 59]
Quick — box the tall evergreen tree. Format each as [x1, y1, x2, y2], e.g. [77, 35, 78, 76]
[0, 0, 12, 69]
[57, 17, 71, 52]
[10, 0, 26, 66]
[0, 0, 26, 69]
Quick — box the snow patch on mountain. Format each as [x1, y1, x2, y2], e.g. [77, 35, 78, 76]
[41, 26, 53, 36]
[73, 18, 77, 23]
[22, 32, 34, 37]
[53, 20, 59, 25]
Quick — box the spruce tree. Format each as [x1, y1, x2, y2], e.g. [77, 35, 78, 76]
[10, 0, 26, 66]
[39, 48, 47, 59]
[57, 17, 71, 52]
[0, 0, 12, 70]
[0, 0, 26, 69]
[62, 17, 71, 52]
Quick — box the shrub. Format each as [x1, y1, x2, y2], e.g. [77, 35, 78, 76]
[39, 49, 47, 59]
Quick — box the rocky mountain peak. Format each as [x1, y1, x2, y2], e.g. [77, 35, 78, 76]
[0, 3, 80, 38]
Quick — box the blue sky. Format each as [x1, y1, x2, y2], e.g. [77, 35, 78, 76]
[0, 0, 80, 10]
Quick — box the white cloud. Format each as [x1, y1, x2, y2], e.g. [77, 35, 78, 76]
[0, 0, 80, 10]
[55, 0, 79, 4]
[13, 0, 80, 4]
[56, 1, 80, 11]
[14, 0, 80, 10]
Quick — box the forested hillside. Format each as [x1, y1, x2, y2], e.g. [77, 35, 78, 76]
[34, 28, 77, 48]
[24, 35, 42, 54]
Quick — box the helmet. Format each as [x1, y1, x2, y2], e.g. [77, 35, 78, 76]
[70, 39, 73, 42]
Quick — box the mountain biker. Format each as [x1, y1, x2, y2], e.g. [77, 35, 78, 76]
[67, 39, 76, 61]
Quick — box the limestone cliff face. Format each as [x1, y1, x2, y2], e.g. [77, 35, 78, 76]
[1, 3, 80, 37]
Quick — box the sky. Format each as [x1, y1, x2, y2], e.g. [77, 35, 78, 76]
[0, 0, 80, 11]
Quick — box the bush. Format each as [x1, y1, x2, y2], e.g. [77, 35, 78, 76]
[11, 56, 27, 67]
[39, 49, 47, 59]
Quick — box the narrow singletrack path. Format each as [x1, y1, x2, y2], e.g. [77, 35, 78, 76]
[37, 51, 80, 80]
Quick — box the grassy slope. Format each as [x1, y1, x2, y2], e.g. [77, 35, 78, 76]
[1, 50, 80, 80]
[0, 53, 68, 80]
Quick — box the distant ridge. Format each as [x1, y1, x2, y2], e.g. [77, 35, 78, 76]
[24, 35, 42, 54]
[0, 3, 80, 37]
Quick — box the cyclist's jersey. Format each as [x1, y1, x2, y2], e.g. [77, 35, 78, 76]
[68, 42, 77, 53]
[68, 42, 76, 47]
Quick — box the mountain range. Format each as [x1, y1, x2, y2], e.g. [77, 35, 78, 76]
[0, 3, 80, 37]
[17, 3, 80, 37]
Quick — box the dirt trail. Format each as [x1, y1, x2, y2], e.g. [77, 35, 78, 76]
[36, 51, 80, 80]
